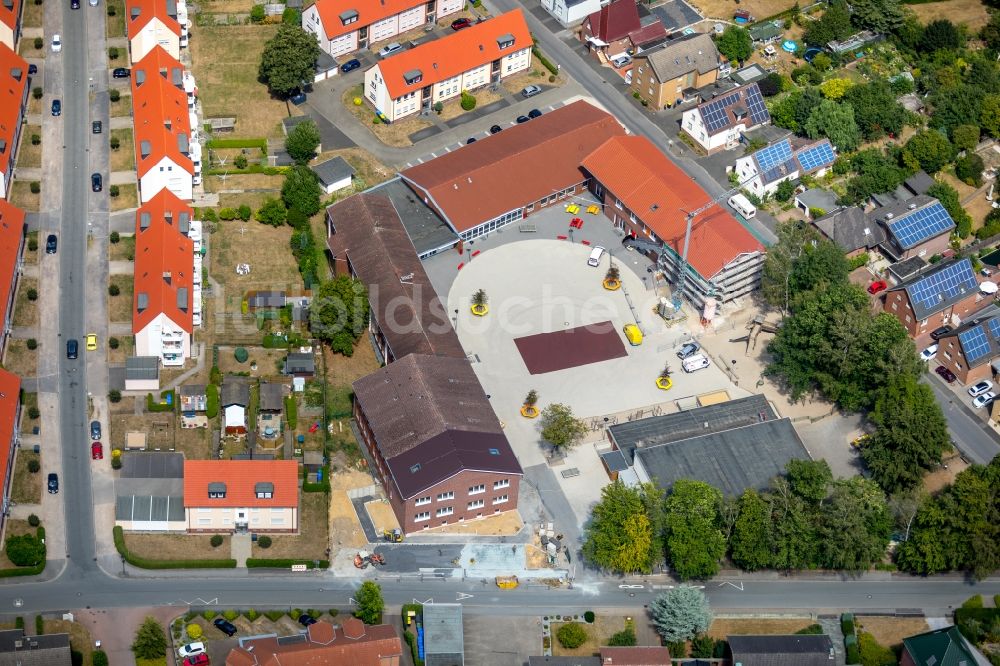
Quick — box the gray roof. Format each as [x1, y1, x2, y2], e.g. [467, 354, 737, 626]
[125, 355, 160, 381]
[0, 630, 71, 666]
[314, 49, 335, 71]
[366, 178, 459, 258]
[905, 170, 935, 196]
[890, 257, 977, 321]
[311, 156, 356, 187]
[259, 382, 285, 412]
[528, 659, 601, 666]
[283, 352, 315, 375]
[795, 188, 840, 215]
[120, 452, 184, 478]
[600, 449, 630, 472]
[640, 33, 718, 83]
[221, 377, 250, 407]
[247, 291, 286, 308]
[634, 417, 811, 496]
[727, 635, 834, 666]
[179, 384, 207, 397]
[730, 63, 768, 84]
[813, 206, 884, 253]
[423, 604, 464, 666]
[115, 491, 186, 523]
[887, 255, 926, 283]
[748, 20, 783, 42]
[876, 194, 955, 257]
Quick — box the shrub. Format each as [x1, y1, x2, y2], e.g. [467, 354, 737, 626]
[26, 339, 37, 351]
[33, 37, 42, 49]
[234, 347, 249, 363]
[691, 634, 714, 658]
[667, 640, 687, 658]
[14, 618, 22, 629]
[238, 204, 252, 221]
[27, 405, 39, 419]
[202, 610, 217, 620]
[109, 337, 120, 350]
[31, 134, 40, 146]
[206, 384, 219, 419]
[108, 47, 119, 60]
[6, 534, 45, 566]
[29, 181, 40, 194]
[556, 623, 587, 649]
[28, 237, 37, 251]
[210, 365, 222, 385]
[328, 609, 339, 617]
[109, 89, 120, 102]
[26, 288, 37, 301]
[110, 136, 120, 150]
[955, 153, 985, 186]
[93, 651, 108, 666]
[186, 624, 203, 640]
[858, 632, 895, 666]
[584, 611, 594, 623]
[250, 4, 265, 22]
[35, 614, 44, 635]
[841, 613, 856, 635]
[533, 46, 558, 75]
[108, 389, 122, 403]
[110, 185, 120, 197]
[796, 624, 824, 634]
[433, 101, 443, 114]
[775, 179, 796, 202]
[257, 535, 272, 549]
[210, 534, 224, 548]
[109, 284, 120, 296]
[219, 207, 238, 221]
[264, 611, 285, 622]
[234, 154, 248, 169]
[460, 91, 476, 111]
[845, 634, 860, 664]
[27, 459, 40, 473]
[110, 231, 120, 243]
[245, 609, 259, 621]
[32, 86, 42, 100]
[607, 627, 636, 646]
[962, 595, 984, 609]
[27, 514, 39, 527]
[223, 610, 239, 621]
[404, 630, 424, 666]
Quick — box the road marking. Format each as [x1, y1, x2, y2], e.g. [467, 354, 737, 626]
[718, 581, 744, 590]
[429, 152, 437, 158]
[618, 584, 644, 589]
[414, 597, 434, 604]
[349, 597, 356, 605]
[456, 592, 474, 600]
[444, 146, 451, 153]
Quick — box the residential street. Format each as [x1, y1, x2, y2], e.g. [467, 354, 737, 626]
[924, 374, 1000, 465]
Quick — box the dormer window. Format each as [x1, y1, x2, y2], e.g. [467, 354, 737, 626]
[497, 33, 515, 49]
[255, 482, 274, 499]
[403, 69, 422, 85]
[208, 482, 226, 499]
[339, 9, 358, 25]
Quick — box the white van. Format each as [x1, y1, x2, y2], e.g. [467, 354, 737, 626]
[728, 193, 756, 219]
[587, 245, 606, 267]
[681, 353, 711, 373]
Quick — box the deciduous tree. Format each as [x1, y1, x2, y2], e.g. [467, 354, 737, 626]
[843, 81, 906, 141]
[729, 489, 772, 571]
[848, 0, 903, 34]
[715, 26, 752, 65]
[804, 99, 861, 151]
[903, 130, 955, 174]
[583, 481, 664, 574]
[648, 586, 713, 642]
[354, 581, 384, 624]
[816, 477, 892, 570]
[258, 25, 321, 98]
[540, 403, 587, 451]
[919, 19, 962, 53]
[132, 617, 167, 660]
[255, 197, 287, 226]
[310, 276, 370, 355]
[281, 165, 322, 216]
[285, 119, 321, 164]
[663, 480, 725, 579]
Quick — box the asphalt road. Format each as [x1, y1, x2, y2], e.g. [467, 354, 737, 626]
[924, 375, 1000, 465]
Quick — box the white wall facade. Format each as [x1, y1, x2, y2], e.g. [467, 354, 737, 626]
[116, 518, 186, 532]
[139, 156, 193, 203]
[0, 24, 13, 52]
[186, 505, 298, 532]
[681, 108, 747, 153]
[307, 0, 461, 57]
[130, 18, 180, 62]
[135, 312, 191, 366]
[538, 0, 601, 26]
[224, 404, 245, 429]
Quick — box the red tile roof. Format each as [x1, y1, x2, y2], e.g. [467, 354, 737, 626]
[225, 620, 402, 666]
[314, 0, 424, 40]
[599, 646, 672, 665]
[125, 0, 181, 39]
[131, 46, 193, 177]
[183, 460, 299, 508]
[377, 10, 532, 99]
[585, 0, 641, 43]
[0, 0, 21, 37]
[0, 43, 28, 177]
[133, 191, 194, 334]
[0, 367, 20, 517]
[401, 100, 626, 233]
[628, 21, 666, 48]
[0, 199, 24, 331]
[581, 135, 763, 279]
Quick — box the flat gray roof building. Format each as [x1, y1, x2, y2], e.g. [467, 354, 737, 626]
[423, 604, 464, 666]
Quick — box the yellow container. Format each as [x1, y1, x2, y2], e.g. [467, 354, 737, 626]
[622, 324, 643, 346]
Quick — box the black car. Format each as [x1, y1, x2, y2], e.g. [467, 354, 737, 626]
[91, 173, 102, 192]
[677, 341, 701, 359]
[930, 326, 953, 341]
[70, 0, 79, 8]
[466, 137, 477, 144]
[528, 108, 542, 119]
[213, 618, 238, 636]
[66, 339, 78, 359]
[489, 124, 502, 134]
[51, 99, 61, 116]
[47, 473, 58, 494]
[112, 67, 130, 78]
[340, 58, 361, 73]
[297, 614, 317, 627]
[90, 420, 101, 440]
[290, 91, 307, 105]
[92, 120, 102, 134]
[516, 115, 530, 124]
[45, 234, 57, 254]
[28, 64, 37, 75]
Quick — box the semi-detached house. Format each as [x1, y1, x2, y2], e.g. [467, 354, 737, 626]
[0, 199, 24, 354]
[681, 82, 771, 153]
[183, 460, 299, 533]
[883, 258, 985, 340]
[0, 367, 20, 540]
[364, 9, 532, 123]
[302, 0, 462, 59]
[126, 0, 189, 62]
[0, 0, 22, 51]
[0, 44, 29, 199]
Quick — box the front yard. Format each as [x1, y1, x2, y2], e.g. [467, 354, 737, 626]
[0, 519, 35, 569]
[10, 181, 40, 212]
[250, 490, 328, 561]
[12, 278, 38, 327]
[19, 392, 39, 435]
[10, 451, 41, 504]
[125, 533, 234, 560]
[16, 128, 42, 169]
[3, 340, 37, 377]
[109, 234, 135, 261]
[110, 93, 132, 118]
[108, 275, 133, 323]
[342, 84, 431, 148]
[110, 128, 135, 172]
[110, 183, 138, 211]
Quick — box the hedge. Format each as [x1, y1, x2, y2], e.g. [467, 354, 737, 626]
[205, 138, 267, 151]
[285, 395, 297, 430]
[0, 527, 47, 578]
[245, 558, 330, 569]
[146, 390, 176, 413]
[205, 165, 288, 176]
[401, 603, 422, 626]
[532, 46, 558, 76]
[302, 462, 330, 493]
[113, 527, 237, 569]
[403, 630, 424, 666]
[206, 384, 219, 419]
[955, 607, 1000, 644]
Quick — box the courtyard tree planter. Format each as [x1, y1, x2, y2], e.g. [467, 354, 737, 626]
[603, 278, 621, 291]
[521, 389, 540, 418]
[471, 289, 489, 317]
[471, 303, 489, 316]
[656, 376, 673, 390]
[604, 263, 621, 291]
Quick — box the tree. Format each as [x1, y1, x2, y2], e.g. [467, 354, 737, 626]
[767, 478, 819, 569]
[460, 90, 477, 111]
[663, 480, 726, 579]
[607, 627, 637, 646]
[804, 100, 861, 152]
[816, 477, 891, 570]
[249, 3, 265, 22]
[540, 403, 587, 451]
[354, 581, 384, 624]
[282, 6, 301, 24]
[774, 179, 796, 202]
[648, 586, 713, 642]
[761, 221, 848, 312]
[556, 623, 587, 648]
[920, 19, 962, 53]
[844, 149, 906, 204]
[903, 130, 954, 174]
[785, 459, 832, 505]
[729, 489, 772, 571]
[4, 534, 44, 566]
[848, 0, 903, 34]
[92, 652, 108, 666]
[955, 153, 985, 187]
[757, 72, 784, 97]
[843, 81, 906, 141]
[238, 204, 253, 222]
[863, 374, 950, 492]
[132, 617, 167, 660]
[819, 77, 852, 100]
[952, 125, 980, 153]
[981, 93, 1000, 138]
[803, 0, 852, 45]
[583, 481, 664, 574]
[715, 26, 752, 65]
[981, 11, 1000, 50]
[285, 119, 321, 164]
[256, 197, 287, 226]
[310, 276, 370, 355]
[281, 165, 322, 216]
[258, 25, 321, 98]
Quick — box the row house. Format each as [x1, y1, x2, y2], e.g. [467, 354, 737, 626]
[352, 354, 522, 534]
[364, 9, 532, 123]
[934, 311, 1000, 385]
[126, 0, 189, 62]
[132, 189, 195, 366]
[580, 135, 765, 306]
[871, 194, 955, 262]
[883, 258, 985, 340]
[629, 33, 719, 110]
[302, 0, 462, 59]
[0, 0, 22, 51]
[734, 137, 836, 198]
[183, 460, 299, 533]
[226, 620, 402, 666]
[0, 199, 24, 353]
[0, 44, 29, 198]
[681, 82, 770, 153]
[132, 46, 201, 203]
[0, 367, 20, 540]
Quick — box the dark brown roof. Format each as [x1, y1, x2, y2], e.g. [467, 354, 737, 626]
[353, 354, 522, 498]
[727, 635, 834, 666]
[599, 646, 671, 665]
[326, 193, 464, 360]
[225, 621, 401, 666]
[400, 101, 626, 233]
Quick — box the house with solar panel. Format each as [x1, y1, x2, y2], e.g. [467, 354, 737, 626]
[883, 258, 986, 339]
[680, 82, 770, 153]
[733, 138, 836, 198]
[873, 195, 956, 261]
[933, 308, 1000, 385]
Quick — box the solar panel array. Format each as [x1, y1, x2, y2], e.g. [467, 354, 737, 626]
[959, 325, 991, 364]
[990, 318, 1000, 342]
[907, 260, 977, 313]
[745, 84, 770, 125]
[754, 140, 793, 172]
[701, 91, 743, 133]
[797, 141, 836, 172]
[888, 201, 955, 249]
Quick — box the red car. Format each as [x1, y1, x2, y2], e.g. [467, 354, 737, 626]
[91, 442, 103, 460]
[935, 365, 957, 383]
[451, 17, 473, 30]
[183, 655, 209, 666]
[867, 280, 887, 294]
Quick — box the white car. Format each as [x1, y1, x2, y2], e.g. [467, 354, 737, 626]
[587, 245, 606, 267]
[51, 34, 61, 53]
[968, 380, 994, 398]
[177, 643, 205, 658]
[377, 42, 403, 58]
[682, 353, 711, 373]
[920, 344, 938, 361]
[611, 55, 632, 68]
[973, 391, 996, 409]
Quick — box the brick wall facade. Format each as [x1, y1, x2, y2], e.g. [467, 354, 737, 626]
[935, 334, 993, 386]
[883, 290, 985, 339]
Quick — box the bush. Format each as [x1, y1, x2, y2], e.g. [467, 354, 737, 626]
[210, 365, 222, 385]
[955, 153, 985, 187]
[110, 185, 120, 197]
[27, 514, 39, 527]
[109, 89, 121, 102]
[31, 134, 40, 146]
[206, 384, 219, 419]
[108, 389, 122, 403]
[219, 207, 238, 221]
[263, 610, 285, 621]
[234, 347, 249, 363]
[250, 4, 265, 22]
[557, 623, 587, 649]
[667, 640, 687, 658]
[223, 610, 239, 621]
[460, 91, 476, 111]
[845, 634, 860, 664]
[433, 101, 443, 114]
[202, 610, 217, 620]
[109, 284, 120, 296]
[404, 630, 424, 666]
[110, 136, 120, 150]
[210, 534, 223, 548]
[257, 535, 272, 549]
[26, 288, 37, 301]
[186, 624, 203, 640]
[796, 624, 824, 634]
[26, 339, 37, 350]
[110, 231, 121, 244]
[27, 459, 39, 473]
[584, 611, 595, 623]
[246, 609, 260, 621]
[27, 237, 37, 251]
[6, 534, 45, 566]
[858, 632, 895, 666]
[775, 179, 796, 202]
[109, 337, 120, 350]
[32, 86, 42, 100]
[14, 618, 22, 629]
[33, 37, 42, 49]
[607, 628, 636, 646]
[962, 595, 984, 609]
[532, 46, 558, 75]
[691, 634, 715, 658]
[29, 181, 40, 194]
[109, 46, 119, 60]
[238, 204, 252, 221]
[841, 613, 856, 635]
[93, 651, 108, 666]
[35, 614, 44, 635]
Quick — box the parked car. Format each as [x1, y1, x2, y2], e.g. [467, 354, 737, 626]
[466, 137, 477, 144]
[451, 17, 473, 30]
[681, 353, 711, 373]
[289, 91, 307, 105]
[90, 420, 101, 440]
[969, 380, 994, 397]
[516, 114, 530, 123]
[213, 619, 237, 637]
[92, 120, 102, 134]
[973, 391, 996, 409]
[47, 473, 58, 494]
[28, 64, 37, 75]
[91, 173, 102, 192]
[521, 85, 541, 98]
[298, 614, 318, 627]
[676, 341, 701, 359]
[89, 0, 99, 6]
[377, 42, 403, 58]
[611, 55, 632, 68]
[112, 67, 130, 78]
[587, 245, 606, 267]
[182, 655, 209, 666]
[528, 108, 542, 119]
[51, 99, 61, 116]
[935, 365, 956, 383]
[70, 0, 80, 10]
[920, 344, 938, 361]
[489, 124, 502, 134]
[178, 643, 206, 658]
[930, 326, 952, 341]
[51, 34, 61, 52]
[867, 280, 887, 294]
[45, 234, 57, 254]
[66, 339, 78, 359]
[341, 58, 361, 73]
[91, 442, 103, 460]
[86, 333, 98, 351]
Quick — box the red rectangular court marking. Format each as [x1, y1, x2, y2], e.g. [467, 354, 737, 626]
[514, 321, 627, 375]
